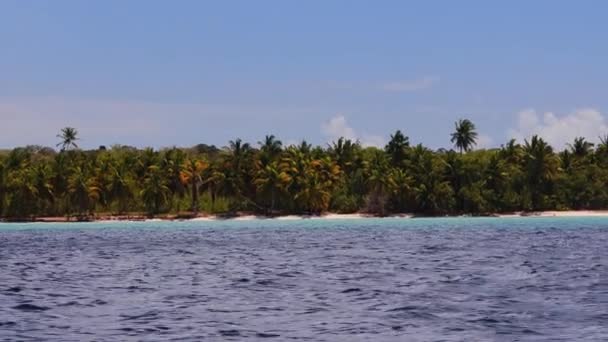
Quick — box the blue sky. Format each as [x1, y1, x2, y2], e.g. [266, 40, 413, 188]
[1, 1, 607, 149]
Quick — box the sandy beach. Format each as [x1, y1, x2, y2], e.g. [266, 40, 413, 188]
[5, 211, 608, 223]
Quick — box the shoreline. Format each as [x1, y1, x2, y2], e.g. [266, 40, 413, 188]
[3, 210, 608, 223]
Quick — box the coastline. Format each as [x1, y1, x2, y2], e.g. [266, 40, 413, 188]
[4, 210, 608, 223]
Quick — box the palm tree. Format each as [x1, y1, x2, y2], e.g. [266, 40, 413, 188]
[180, 157, 209, 213]
[294, 157, 341, 214]
[258, 135, 283, 163]
[450, 119, 478, 153]
[32, 163, 55, 215]
[228, 138, 251, 167]
[224, 138, 252, 204]
[160, 148, 187, 211]
[5, 166, 38, 218]
[385, 130, 409, 167]
[296, 140, 312, 155]
[390, 168, 413, 212]
[484, 153, 509, 210]
[108, 161, 134, 214]
[443, 150, 465, 211]
[568, 137, 594, 158]
[499, 139, 523, 165]
[254, 160, 291, 213]
[409, 144, 454, 214]
[201, 165, 227, 212]
[56, 127, 80, 152]
[364, 150, 395, 215]
[68, 166, 101, 217]
[328, 137, 360, 174]
[140, 165, 170, 215]
[523, 135, 559, 210]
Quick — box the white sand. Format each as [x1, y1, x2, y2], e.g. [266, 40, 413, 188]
[190, 216, 218, 221]
[497, 211, 608, 218]
[536, 210, 608, 217]
[185, 213, 372, 222]
[318, 213, 370, 219]
[232, 215, 265, 221]
[275, 215, 304, 220]
[181, 211, 608, 222]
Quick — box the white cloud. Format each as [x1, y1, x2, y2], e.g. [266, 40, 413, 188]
[361, 135, 386, 148]
[321, 115, 356, 141]
[381, 76, 440, 92]
[476, 134, 494, 149]
[321, 115, 385, 147]
[508, 108, 608, 148]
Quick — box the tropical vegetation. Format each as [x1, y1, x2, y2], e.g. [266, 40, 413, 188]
[2, 122, 608, 220]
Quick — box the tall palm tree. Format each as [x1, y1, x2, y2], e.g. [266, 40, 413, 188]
[5, 166, 38, 218]
[254, 160, 291, 213]
[568, 137, 594, 158]
[499, 139, 523, 165]
[328, 137, 360, 174]
[450, 119, 478, 153]
[32, 163, 55, 215]
[523, 135, 559, 210]
[294, 157, 341, 214]
[385, 130, 409, 167]
[408, 144, 454, 214]
[390, 168, 413, 212]
[443, 150, 466, 211]
[296, 140, 312, 155]
[160, 148, 187, 211]
[180, 157, 209, 213]
[68, 166, 101, 217]
[258, 135, 283, 163]
[364, 150, 395, 215]
[228, 138, 251, 167]
[484, 153, 508, 210]
[140, 165, 170, 215]
[108, 161, 134, 214]
[56, 127, 80, 152]
[201, 165, 227, 212]
[224, 138, 252, 203]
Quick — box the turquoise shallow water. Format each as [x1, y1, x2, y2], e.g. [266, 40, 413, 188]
[1, 217, 607, 341]
[3, 215, 608, 231]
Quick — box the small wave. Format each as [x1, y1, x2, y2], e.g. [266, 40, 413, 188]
[12, 303, 49, 311]
[256, 279, 274, 286]
[219, 329, 241, 336]
[256, 332, 281, 338]
[176, 249, 195, 255]
[57, 301, 81, 307]
[468, 317, 503, 325]
[341, 288, 362, 293]
[277, 271, 302, 278]
[386, 305, 418, 312]
[91, 299, 108, 306]
[120, 311, 159, 321]
[298, 307, 328, 315]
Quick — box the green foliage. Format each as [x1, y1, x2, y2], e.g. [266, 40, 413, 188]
[3, 126, 608, 219]
[451, 119, 478, 153]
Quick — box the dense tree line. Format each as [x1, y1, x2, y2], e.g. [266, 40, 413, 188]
[2, 120, 608, 220]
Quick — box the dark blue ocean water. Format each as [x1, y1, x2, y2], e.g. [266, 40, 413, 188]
[1, 217, 607, 341]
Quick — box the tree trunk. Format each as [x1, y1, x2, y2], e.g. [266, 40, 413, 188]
[190, 178, 198, 213]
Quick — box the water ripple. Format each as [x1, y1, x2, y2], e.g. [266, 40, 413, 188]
[1, 218, 608, 340]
